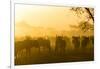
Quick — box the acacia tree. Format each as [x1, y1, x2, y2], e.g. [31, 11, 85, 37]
[70, 7, 94, 32]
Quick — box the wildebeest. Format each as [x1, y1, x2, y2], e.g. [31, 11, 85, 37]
[81, 36, 90, 48]
[15, 38, 39, 58]
[37, 37, 51, 53]
[90, 36, 94, 46]
[72, 36, 80, 49]
[15, 37, 51, 58]
[55, 36, 66, 54]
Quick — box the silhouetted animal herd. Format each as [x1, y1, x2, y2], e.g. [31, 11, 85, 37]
[15, 36, 94, 58]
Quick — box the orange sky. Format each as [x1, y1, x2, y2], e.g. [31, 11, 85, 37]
[15, 4, 92, 37]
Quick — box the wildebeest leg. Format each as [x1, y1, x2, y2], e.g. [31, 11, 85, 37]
[28, 48, 31, 57]
[38, 46, 40, 54]
[48, 46, 51, 53]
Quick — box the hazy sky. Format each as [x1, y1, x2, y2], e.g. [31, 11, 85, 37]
[15, 4, 91, 37]
[15, 4, 83, 30]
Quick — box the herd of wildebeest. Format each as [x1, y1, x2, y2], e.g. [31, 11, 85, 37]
[15, 35, 94, 65]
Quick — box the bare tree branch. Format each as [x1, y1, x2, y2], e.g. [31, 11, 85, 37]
[85, 8, 94, 23]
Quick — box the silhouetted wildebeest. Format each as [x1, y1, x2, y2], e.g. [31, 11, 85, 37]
[15, 38, 39, 58]
[64, 36, 71, 49]
[37, 37, 51, 53]
[15, 37, 51, 59]
[81, 36, 90, 48]
[15, 41, 23, 58]
[90, 36, 94, 46]
[72, 36, 80, 49]
[24, 39, 39, 55]
[55, 36, 66, 54]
